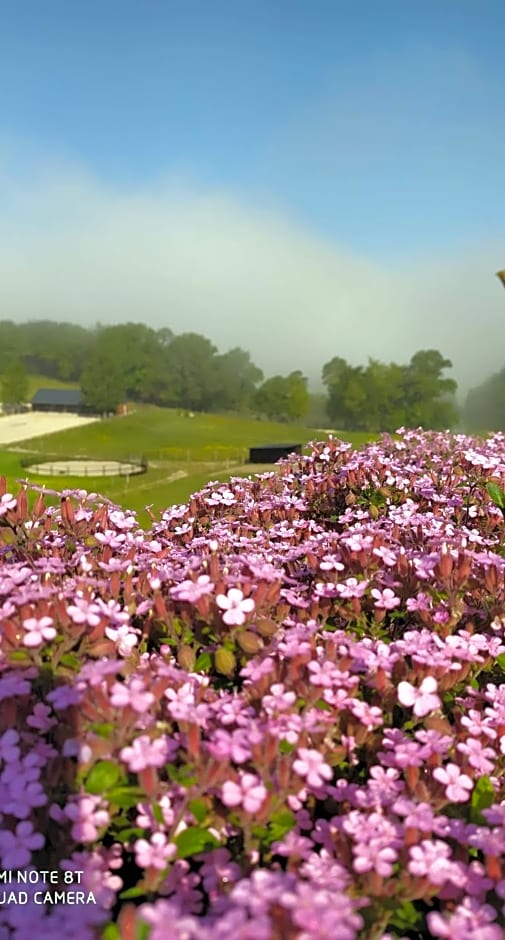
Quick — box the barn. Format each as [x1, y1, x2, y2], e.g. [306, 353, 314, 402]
[248, 443, 302, 463]
[31, 388, 90, 414]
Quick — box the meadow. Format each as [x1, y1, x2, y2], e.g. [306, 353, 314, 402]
[25, 374, 80, 398]
[0, 405, 375, 521]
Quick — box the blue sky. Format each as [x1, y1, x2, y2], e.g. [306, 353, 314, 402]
[1, 0, 505, 391]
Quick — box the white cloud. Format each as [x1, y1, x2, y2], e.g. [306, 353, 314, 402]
[0, 157, 504, 397]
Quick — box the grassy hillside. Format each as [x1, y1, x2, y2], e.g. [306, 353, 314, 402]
[25, 374, 80, 399]
[0, 406, 378, 523]
[10, 405, 354, 462]
[0, 452, 280, 521]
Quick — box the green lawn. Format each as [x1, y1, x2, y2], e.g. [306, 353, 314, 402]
[9, 406, 344, 462]
[25, 374, 80, 399]
[0, 452, 296, 526]
[0, 406, 379, 524]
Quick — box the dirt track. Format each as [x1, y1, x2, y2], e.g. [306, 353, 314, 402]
[0, 412, 99, 446]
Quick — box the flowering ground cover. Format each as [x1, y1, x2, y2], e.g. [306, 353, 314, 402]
[0, 428, 504, 939]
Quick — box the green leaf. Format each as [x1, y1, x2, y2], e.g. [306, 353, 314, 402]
[119, 885, 147, 900]
[470, 775, 495, 825]
[59, 652, 81, 669]
[107, 786, 145, 808]
[269, 809, 296, 842]
[101, 924, 120, 940]
[135, 923, 151, 940]
[8, 650, 32, 663]
[387, 899, 423, 931]
[175, 826, 219, 859]
[279, 740, 296, 755]
[313, 699, 332, 711]
[194, 652, 212, 673]
[85, 761, 122, 794]
[251, 823, 269, 842]
[166, 763, 197, 787]
[189, 798, 208, 824]
[495, 653, 505, 671]
[486, 481, 505, 509]
[90, 722, 115, 738]
[113, 827, 144, 843]
[152, 802, 164, 826]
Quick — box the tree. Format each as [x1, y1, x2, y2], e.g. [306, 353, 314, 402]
[16, 320, 94, 381]
[322, 357, 366, 429]
[211, 347, 263, 412]
[80, 347, 127, 413]
[360, 359, 407, 432]
[402, 349, 458, 429]
[284, 370, 309, 421]
[1, 360, 29, 406]
[322, 349, 458, 432]
[80, 323, 166, 411]
[162, 333, 219, 411]
[463, 367, 505, 432]
[0, 321, 22, 374]
[254, 371, 309, 422]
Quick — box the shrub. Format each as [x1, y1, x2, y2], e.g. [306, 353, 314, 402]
[0, 428, 504, 939]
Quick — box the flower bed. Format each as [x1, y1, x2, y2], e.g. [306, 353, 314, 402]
[0, 428, 504, 939]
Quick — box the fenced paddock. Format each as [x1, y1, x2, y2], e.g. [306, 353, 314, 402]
[27, 459, 146, 477]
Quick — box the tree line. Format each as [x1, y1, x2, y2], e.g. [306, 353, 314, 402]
[0, 318, 470, 431]
[462, 366, 505, 433]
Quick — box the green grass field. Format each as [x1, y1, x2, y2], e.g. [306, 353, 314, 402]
[0, 404, 377, 523]
[25, 374, 80, 398]
[9, 406, 334, 462]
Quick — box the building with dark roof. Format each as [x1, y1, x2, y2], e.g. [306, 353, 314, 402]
[248, 443, 302, 463]
[31, 388, 91, 414]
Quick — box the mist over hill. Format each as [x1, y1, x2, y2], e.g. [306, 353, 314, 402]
[1, 168, 505, 397]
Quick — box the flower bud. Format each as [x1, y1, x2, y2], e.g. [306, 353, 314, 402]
[177, 644, 196, 671]
[256, 617, 278, 637]
[214, 647, 236, 676]
[237, 631, 262, 654]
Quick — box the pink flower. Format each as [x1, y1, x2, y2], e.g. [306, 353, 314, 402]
[293, 748, 333, 789]
[63, 794, 110, 842]
[216, 588, 255, 625]
[456, 738, 495, 775]
[427, 896, 502, 939]
[26, 703, 57, 731]
[336, 578, 369, 599]
[199, 847, 241, 893]
[170, 574, 214, 603]
[0, 673, 32, 701]
[207, 728, 252, 763]
[104, 623, 139, 656]
[353, 842, 398, 878]
[0, 729, 20, 762]
[135, 833, 176, 870]
[308, 660, 344, 687]
[0, 493, 17, 516]
[221, 772, 267, 814]
[67, 596, 102, 626]
[370, 587, 401, 610]
[398, 677, 441, 717]
[21, 616, 56, 647]
[0, 821, 45, 868]
[319, 555, 345, 572]
[433, 763, 474, 803]
[110, 678, 155, 712]
[408, 840, 454, 884]
[120, 735, 174, 772]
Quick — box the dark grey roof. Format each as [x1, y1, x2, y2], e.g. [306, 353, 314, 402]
[31, 388, 83, 406]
